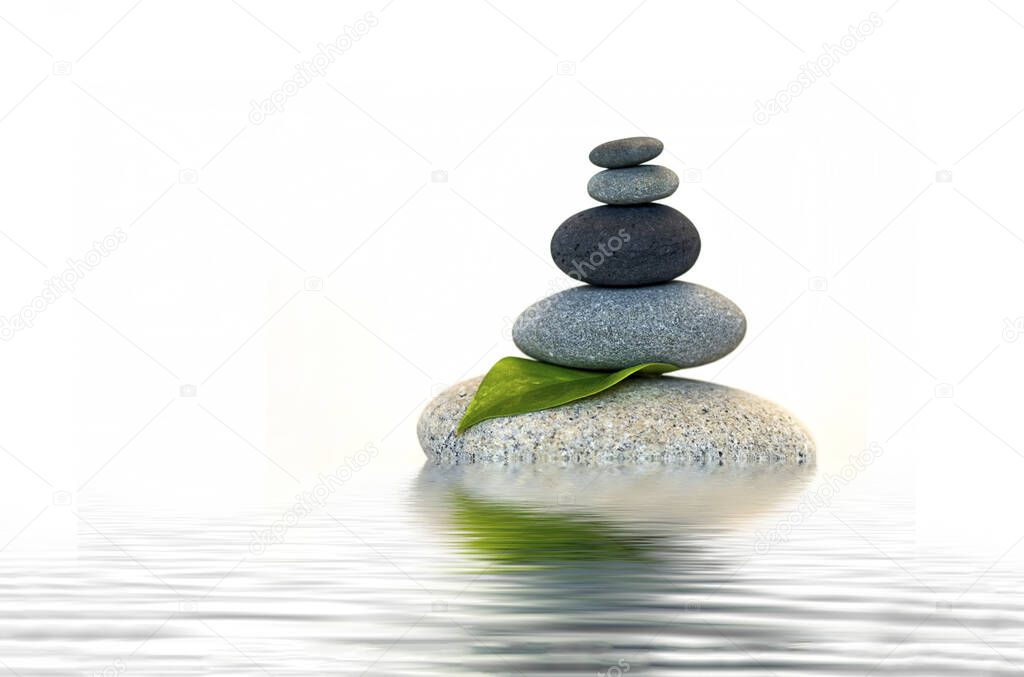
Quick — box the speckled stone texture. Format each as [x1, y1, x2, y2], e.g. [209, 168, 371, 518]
[418, 376, 815, 465]
[587, 165, 679, 205]
[551, 204, 700, 286]
[513, 281, 746, 370]
[589, 136, 664, 169]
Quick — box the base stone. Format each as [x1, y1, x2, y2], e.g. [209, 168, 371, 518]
[417, 376, 815, 466]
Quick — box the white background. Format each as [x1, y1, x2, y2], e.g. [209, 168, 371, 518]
[1, 0, 1023, 559]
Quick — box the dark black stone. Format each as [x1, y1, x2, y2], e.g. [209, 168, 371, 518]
[550, 204, 701, 287]
[589, 136, 663, 168]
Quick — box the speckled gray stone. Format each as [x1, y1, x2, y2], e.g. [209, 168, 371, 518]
[513, 281, 746, 371]
[417, 376, 815, 465]
[551, 204, 700, 286]
[588, 165, 679, 205]
[589, 137, 664, 169]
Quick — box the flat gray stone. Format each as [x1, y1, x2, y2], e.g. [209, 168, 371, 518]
[589, 136, 664, 169]
[417, 376, 815, 465]
[513, 281, 746, 370]
[551, 204, 700, 287]
[588, 165, 679, 205]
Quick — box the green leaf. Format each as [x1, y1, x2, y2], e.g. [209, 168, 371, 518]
[456, 357, 677, 434]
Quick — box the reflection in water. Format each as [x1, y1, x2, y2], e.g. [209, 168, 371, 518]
[413, 462, 815, 535]
[3, 462, 1024, 675]
[448, 490, 661, 565]
[414, 462, 816, 571]
[408, 463, 817, 675]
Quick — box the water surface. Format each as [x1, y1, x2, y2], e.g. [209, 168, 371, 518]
[2, 463, 1021, 675]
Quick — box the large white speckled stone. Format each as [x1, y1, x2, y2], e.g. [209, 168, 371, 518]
[418, 376, 814, 465]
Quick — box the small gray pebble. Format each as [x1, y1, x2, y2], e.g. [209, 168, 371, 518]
[588, 165, 679, 205]
[589, 136, 664, 168]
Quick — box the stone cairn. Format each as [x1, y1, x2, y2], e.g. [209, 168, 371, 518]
[418, 137, 815, 465]
[517, 136, 744, 372]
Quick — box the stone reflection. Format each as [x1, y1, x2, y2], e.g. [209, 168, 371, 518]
[448, 489, 662, 566]
[411, 462, 815, 675]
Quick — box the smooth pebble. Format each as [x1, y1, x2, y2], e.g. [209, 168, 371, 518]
[512, 281, 746, 371]
[589, 137, 664, 169]
[550, 204, 700, 286]
[588, 165, 679, 205]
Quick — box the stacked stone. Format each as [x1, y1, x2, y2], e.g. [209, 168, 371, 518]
[417, 136, 815, 466]
[514, 137, 746, 371]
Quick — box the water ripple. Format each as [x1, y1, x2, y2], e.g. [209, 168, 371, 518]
[1, 464, 1022, 675]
